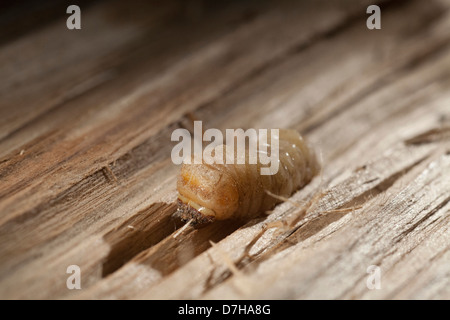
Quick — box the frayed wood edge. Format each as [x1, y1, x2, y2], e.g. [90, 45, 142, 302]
[209, 240, 241, 276]
[173, 218, 193, 239]
[209, 240, 251, 296]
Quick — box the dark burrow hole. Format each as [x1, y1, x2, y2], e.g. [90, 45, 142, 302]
[101, 202, 180, 277]
[101, 201, 247, 278]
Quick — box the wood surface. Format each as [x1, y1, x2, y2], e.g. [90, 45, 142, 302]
[0, 0, 449, 299]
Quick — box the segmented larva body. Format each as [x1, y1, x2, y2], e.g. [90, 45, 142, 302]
[177, 129, 319, 225]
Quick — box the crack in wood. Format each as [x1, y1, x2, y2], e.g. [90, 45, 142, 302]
[393, 195, 450, 243]
[193, 146, 433, 295]
[102, 202, 179, 277]
[2, 0, 450, 299]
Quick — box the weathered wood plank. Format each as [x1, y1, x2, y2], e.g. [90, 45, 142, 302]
[88, 15, 449, 298]
[1, 0, 385, 299]
[0, 0, 449, 299]
[0, 0, 377, 222]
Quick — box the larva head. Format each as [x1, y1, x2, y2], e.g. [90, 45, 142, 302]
[177, 163, 239, 225]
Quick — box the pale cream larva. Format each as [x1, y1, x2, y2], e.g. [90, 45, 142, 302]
[176, 129, 320, 225]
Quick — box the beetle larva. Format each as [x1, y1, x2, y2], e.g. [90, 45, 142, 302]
[176, 129, 320, 225]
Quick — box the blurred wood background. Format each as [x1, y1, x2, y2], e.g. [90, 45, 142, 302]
[0, 0, 449, 299]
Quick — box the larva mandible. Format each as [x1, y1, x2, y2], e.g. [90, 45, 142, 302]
[176, 129, 320, 225]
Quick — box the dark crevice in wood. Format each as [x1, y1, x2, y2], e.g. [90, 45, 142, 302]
[1, 0, 449, 298]
[197, 151, 430, 294]
[277, 154, 429, 246]
[338, 158, 428, 209]
[0, 0, 415, 218]
[405, 126, 450, 145]
[204, 252, 232, 294]
[0, 71, 114, 147]
[134, 218, 246, 277]
[101, 202, 180, 277]
[393, 195, 450, 244]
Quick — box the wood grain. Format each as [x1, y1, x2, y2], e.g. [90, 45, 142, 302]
[0, 0, 449, 299]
